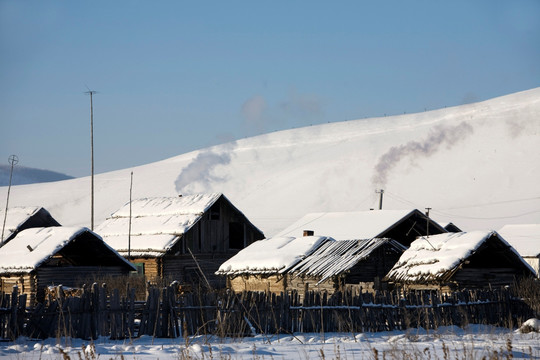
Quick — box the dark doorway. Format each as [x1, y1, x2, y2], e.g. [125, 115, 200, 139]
[229, 222, 245, 249]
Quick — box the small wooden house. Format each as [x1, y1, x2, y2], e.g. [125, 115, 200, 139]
[288, 238, 406, 293]
[218, 209, 445, 294]
[0, 206, 60, 246]
[216, 235, 331, 293]
[498, 224, 540, 277]
[274, 209, 447, 247]
[0, 227, 135, 305]
[96, 193, 264, 288]
[384, 231, 536, 291]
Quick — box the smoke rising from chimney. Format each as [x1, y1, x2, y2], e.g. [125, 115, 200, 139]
[175, 142, 237, 194]
[372, 122, 474, 187]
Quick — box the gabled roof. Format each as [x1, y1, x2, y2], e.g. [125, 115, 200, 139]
[216, 236, 331, 276]
[498, 224, 540, 257]
[0, 227, 135, 274]
[274, 209, 446, 242]
[289, 238, 406, 284]
[0, 206, 61, 245]
[96, 193, 263, 257]
[440, 222, 463, 233]
[384, 231, 535, 284]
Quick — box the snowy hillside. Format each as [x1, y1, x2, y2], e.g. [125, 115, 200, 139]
[1, 88, 539, 237]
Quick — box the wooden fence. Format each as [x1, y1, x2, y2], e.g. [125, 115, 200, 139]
[0, 284, 536, 340]
[0, 286, 27, 340]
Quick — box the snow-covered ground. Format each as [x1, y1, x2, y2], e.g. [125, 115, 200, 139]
[1, 88, 539, 237]
[1, 325, 539, 359]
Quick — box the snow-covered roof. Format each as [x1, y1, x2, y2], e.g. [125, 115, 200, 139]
[216, 235, 330, 276]
[438, 222, 463, 233]
[275, 209, 420, 240]
[0, 226, 134, 274]
[0, 206, 58, 243]
[498, 224, 540, 257]
[385, 231, 534, 284]
[289, 238, 406, 284]
[96, 193, 223, 257]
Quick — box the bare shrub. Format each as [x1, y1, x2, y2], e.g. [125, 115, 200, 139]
[511, 277, 540, 317]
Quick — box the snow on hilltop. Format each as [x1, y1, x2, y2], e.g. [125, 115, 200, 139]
[1, 88, 539, 236]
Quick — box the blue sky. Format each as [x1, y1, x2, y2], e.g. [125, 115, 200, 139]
[1, 1, 539, 177]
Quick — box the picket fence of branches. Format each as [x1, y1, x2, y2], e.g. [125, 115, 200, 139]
[0, 283, 535, 340]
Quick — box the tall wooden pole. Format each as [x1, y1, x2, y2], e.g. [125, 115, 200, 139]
[85, 90, 96, 230]
[128, 171, 133, 258]
[1, 155, 18, 245]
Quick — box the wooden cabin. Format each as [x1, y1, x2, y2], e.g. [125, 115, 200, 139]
[217, 235, 405, 294]
[0, 227, 135, 305]
[384, 231, 536, 291]
[288, 238, 406, 293]
[217, 209, 446, 294]
[498, 224, 540, 277]
[96, 193, 264, 289]
[216, 235, 331, 293]
[0, 206, 60, 246]
[274, 209, 447, 248]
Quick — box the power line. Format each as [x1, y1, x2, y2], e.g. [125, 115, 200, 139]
[384, 191, 421, 208]
[437, 197, 540, 210]
[384, 190, 540, 221]
[430, 208, 540, 221]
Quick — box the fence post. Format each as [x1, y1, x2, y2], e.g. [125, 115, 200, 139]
[9, 285, 18, 340]
[127, 287, 136, 338]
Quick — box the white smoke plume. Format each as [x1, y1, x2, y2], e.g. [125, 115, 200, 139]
[175, 142, 237, 194]
[372, 121, 474, 187]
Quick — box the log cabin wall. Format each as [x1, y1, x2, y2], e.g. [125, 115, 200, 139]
[287, 275, 336, 294]
[128, 257, 161, 279]
[0, 274, 36, 306]
[36, 266, 129, 303]
[452, 267, 524, 288]
[162, 254, 235, 288]
[228, 274, 287, 293]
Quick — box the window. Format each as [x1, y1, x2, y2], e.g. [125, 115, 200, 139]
[133, 262, 145, 276]
[210, 207, 220, 221]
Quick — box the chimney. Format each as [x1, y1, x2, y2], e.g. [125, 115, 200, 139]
[303, 230, 314, 237]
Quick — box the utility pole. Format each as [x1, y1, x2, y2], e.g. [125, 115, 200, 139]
[85, 89, 97, 230]
[1, 155, 18, 245]
[128, 171, 133, 258]
[375, 189, 384, 210]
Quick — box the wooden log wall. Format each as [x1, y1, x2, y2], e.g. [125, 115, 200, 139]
[0, 275, 35, 306]
[0, 285, 535, 340]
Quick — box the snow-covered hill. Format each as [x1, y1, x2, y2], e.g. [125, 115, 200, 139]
[1, 88, 539, 236]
